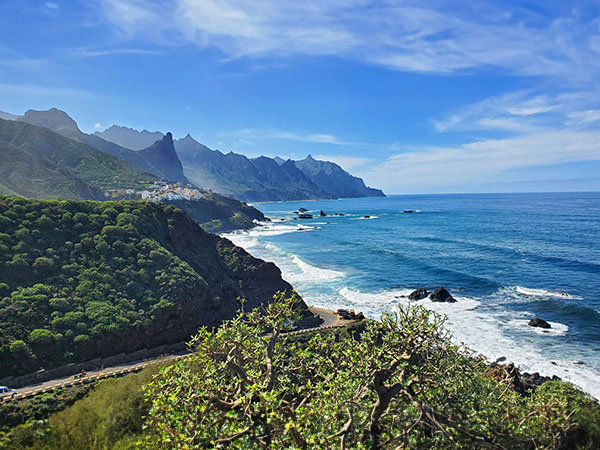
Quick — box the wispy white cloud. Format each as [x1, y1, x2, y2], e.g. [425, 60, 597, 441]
[0, 46, 54, 72]
[74, 47, 161, 57]
[433, 89, 600, 134]
[364, 130, 600, 193]
[96, 0, 600, 80]
[275, 131, 359, 145]
[234, 128, 360, 146]
[0, 83, 94, 99]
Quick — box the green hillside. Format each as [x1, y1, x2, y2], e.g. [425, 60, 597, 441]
[0, 119, 152, 200]
[167, 191, 265, 232]
[0, 197, 298, 378]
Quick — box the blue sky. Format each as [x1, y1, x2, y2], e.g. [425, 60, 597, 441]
[1, 0, 600, 194]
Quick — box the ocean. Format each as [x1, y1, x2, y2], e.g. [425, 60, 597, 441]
[224, 192, 600, 398]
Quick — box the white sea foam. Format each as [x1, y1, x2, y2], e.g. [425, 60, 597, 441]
[516, 286, 581, 300]
[356, 215, 379, 220]
[229, 223, 319, 239]
[325, 286, 600, 399]
[225, 229, 345, 285]
[223, 227, 600, 399]
[507, 318, 569, 336]
[290, 255, 345, 282]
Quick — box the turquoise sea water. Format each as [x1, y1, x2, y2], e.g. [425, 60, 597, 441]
[224, 192, 600, 397]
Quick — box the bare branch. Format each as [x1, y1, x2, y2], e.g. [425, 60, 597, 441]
[215, 426, 251, 444]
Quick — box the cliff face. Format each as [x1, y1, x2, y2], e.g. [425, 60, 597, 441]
[137, 133, 189, 184]
[175, 135, 331, 201]
[295, 155, 385, 198]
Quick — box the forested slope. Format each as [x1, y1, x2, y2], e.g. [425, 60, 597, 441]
[0, 197, 300, 378]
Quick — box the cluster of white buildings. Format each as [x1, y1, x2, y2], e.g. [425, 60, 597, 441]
[104, 181, 208, 202]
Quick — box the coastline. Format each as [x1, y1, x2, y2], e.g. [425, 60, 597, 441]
[222, 194, 600, 400]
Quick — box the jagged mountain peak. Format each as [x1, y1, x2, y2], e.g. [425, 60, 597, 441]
[139, 131, 187, 183]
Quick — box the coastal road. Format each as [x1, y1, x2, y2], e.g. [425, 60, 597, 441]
[2, 307, 360, 402]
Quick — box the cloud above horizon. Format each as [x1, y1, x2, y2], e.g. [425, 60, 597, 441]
[364, 129, 600, 193]
[97, 0, 600, 81]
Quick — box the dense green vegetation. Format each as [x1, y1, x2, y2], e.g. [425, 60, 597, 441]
[0, 365, 160, 449]
[1, 296, 598, 449]
[0, 382, 97, 432]
[0, 197, 294, 378]
[0, 119, 152, 200]
[140, 297, 600, 449]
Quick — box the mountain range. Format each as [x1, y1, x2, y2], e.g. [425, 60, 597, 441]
[90, 121, 385, 201]
[0, 108, 384, 202]
[11, 109, 187, 184]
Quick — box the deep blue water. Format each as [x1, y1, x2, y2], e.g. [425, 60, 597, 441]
[225, 192, 600, 397]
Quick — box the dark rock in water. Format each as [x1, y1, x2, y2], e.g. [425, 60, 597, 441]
[528, 318, 551, 329]
[403, 210, 415, 213]
[363, 215, 371, 218]
[573, 360, 585, 365]
[495, 356, 507, 364]
[429, 287, 456, 303]
[408, 288, 429, 301]
[298, 207, 308, 212]
[298, 213, 313, 219]
[293, 210, 299, 214]
[320, 210, 326, 216]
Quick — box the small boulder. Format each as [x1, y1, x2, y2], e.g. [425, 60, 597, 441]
[408, 288, 429, 301]
[403, 210, 415, 213]
[528, 318, 551, 329]
[429, 287, 456, 303]
[298, 208, 308, 212]
[320, 210, 327, 217]
[483, 363, 525, 395]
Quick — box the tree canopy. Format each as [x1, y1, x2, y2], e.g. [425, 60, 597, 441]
[141, 295, 600, 449]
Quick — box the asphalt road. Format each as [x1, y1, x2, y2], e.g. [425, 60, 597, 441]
[3, 306, 359, 402]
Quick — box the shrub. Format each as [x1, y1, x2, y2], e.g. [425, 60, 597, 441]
[73, 335, 90, 345]
[9, 340, 29, 354]
[29, 329, 54, 346]
[48, 298, 69, 312]
[143, 295, 600, 449]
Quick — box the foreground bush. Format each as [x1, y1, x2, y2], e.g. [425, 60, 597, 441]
[142, 296, 600, 449]
[0, 364, 159, 450]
